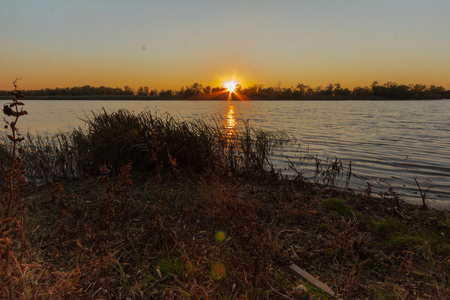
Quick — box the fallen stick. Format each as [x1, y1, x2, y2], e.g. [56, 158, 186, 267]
[289, 264, 336, 298]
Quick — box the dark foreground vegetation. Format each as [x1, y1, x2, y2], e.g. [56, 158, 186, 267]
[1, 87, 449, 299]
[1, 81, 449, 100]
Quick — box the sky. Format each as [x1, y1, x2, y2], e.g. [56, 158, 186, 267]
[1, 0, 450, 91]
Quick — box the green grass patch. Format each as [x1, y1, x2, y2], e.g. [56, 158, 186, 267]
[372, 217, 406, 238]
[322, 197, 363, 220]
[299, 281, 334, 300]
[424, 224, 450, 256]
[370, 216, 450, 256]
[244, 288, 271, 300]
[387, 234, 426, 247]
[156, 255, 184, 279]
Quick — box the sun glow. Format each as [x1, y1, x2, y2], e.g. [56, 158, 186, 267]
[224, 80, 237, 93]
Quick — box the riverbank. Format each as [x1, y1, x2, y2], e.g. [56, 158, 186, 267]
[14, 170, 449, 299]
[1, 106, 449, 298]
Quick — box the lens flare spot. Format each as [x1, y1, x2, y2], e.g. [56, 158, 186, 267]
[211, 262, 226, 280]
[215, 230, 226, 242]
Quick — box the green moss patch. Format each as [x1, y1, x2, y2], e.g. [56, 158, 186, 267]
[372, 217, 406, 238]
[370, 217, 450, 256]
[322, 197, 363, 220]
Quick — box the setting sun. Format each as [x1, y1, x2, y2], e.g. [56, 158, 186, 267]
[224, 81, 237, 93]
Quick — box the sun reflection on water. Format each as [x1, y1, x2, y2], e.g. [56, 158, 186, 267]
[226, 104, 236, 136]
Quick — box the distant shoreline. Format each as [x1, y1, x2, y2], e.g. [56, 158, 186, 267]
[1, 95, 448, 101]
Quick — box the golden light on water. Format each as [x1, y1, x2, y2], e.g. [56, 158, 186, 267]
[226, 106, 236, 129]
[226, 105, 236, 136]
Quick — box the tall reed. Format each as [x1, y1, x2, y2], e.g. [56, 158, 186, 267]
[0, 80, 28, 298]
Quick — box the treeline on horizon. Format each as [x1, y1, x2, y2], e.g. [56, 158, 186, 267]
[0, 81, 449, 100]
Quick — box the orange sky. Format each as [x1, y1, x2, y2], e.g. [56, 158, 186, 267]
[1, 0, 450, 91]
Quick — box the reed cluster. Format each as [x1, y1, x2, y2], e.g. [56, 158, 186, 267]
[7, 109, 290, 184]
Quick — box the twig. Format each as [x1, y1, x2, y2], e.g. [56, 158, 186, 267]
[413, 178, 430, 209]
[289, 264, 337, 298]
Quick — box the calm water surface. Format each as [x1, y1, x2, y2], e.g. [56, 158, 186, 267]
[17, 100, 450, 208]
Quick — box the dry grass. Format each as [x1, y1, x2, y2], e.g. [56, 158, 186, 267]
[13, 170, 448, 299]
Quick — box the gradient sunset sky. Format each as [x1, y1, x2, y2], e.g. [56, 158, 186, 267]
[1, 0, 449, 91]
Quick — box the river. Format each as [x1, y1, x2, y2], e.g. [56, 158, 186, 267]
[11, 99, 450, 209]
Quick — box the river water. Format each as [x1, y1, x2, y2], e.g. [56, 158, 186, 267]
[12, 99, 450, 208]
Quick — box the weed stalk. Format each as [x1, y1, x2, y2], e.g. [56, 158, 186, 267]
[0, 80, 28, 298]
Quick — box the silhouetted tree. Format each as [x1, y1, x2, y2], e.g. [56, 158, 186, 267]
[352, 86, 371, 98]
[333, 83, 351, 96]
[425, 85, 446, 99]
[322, 84, 334, 96]
[124, 86, 133, 95]
[212, 87, 226, 93]
[159, 89, 173, 98]
[137, 86, 150, 96]
[281, 88, 293, 99]
[295, 83, 309, 95]
[1, 81, 446, 100]
[203, 86, 211, 94]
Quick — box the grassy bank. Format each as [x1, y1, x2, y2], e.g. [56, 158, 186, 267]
[1, 105, 449, 299]
[17, 171, 450, 299]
